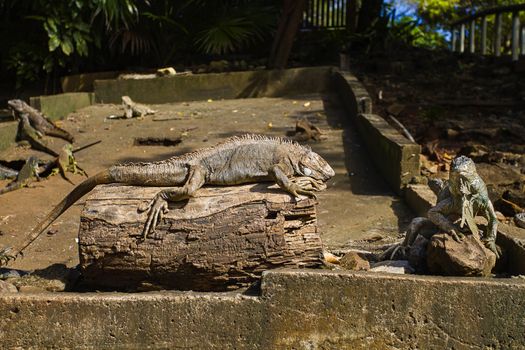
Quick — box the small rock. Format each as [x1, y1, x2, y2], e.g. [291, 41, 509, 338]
[340, 252, 370, 271]
[408, 235, 429, 272]
[495, 211, 506, 222]
[427, 233, 496, 277]
[18, 285, 46, 293]
[0, 280, 18, 293]
[0, 268, 30, 279]
[386, 103, 405, 116]
[515, 213, 525, 229]
[208, 60, 229, 72]
[370, 260, 414, 274]
[323, 251, 340, 264]
[362, 231, 385, 242]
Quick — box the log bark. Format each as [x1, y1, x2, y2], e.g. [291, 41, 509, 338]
[78, 183, 323, 291]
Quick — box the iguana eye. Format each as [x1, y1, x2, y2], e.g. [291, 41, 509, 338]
[303, 167, 312, 176]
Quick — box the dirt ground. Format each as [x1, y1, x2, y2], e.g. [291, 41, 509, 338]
[350, 49, 525, 222]
[0, 94, 413, 270]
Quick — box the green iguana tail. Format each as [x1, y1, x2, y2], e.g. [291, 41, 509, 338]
[12, 170, 112, 258]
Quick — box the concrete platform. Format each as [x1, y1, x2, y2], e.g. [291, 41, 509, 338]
[1, 270, 524, 349]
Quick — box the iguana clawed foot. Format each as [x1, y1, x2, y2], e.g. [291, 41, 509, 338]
[288, 182, 317, 199]
[378, 243, 409, 261]
[138, 194, 169, 238]
[287, 176, 328, 199]
[0, 247, 16, 266]
[449, 229, 464, 242]
[483, 239, 501, 258]
[292, 176, 327, 191]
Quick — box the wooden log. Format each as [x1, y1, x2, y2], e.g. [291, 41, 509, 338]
[78, 183, 323, 291]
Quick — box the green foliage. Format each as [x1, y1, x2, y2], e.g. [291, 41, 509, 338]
[195, 2, 276, 55]
[0, 0, 279, 89]
[390, 16, 447, 48]
[404, 0, 520, 27]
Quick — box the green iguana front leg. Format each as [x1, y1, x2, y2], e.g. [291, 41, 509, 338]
[139, 164, 206, 238]
[427, 197, 465, 242]
[270, 164, 317, 199]
[482, 200, 500, 257]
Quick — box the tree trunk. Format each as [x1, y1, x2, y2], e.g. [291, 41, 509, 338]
[268, 0, 308, 69]
[356, 0, 384, 33]
[78, 183, 323, 291]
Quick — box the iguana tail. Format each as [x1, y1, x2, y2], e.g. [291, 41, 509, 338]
[11, 170, 112, 258]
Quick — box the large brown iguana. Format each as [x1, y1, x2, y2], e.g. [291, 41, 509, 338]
[8, 99, 74, 143]
[1, 134, 334, 263]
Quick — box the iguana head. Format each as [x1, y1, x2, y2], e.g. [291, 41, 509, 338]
[295, 149, 335, 181]
[449, 156, 477, 196]
[450, 156, 477, 178]
[7, 99, 29, 115]
[121, 96, 132, 106]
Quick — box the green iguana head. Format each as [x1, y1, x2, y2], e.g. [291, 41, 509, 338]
[295, 149, 335, 181]
[450, 156, 476, 176]
[449, 155, 478, 197]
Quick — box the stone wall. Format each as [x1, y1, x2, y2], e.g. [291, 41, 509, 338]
[0, 270, 524, 349]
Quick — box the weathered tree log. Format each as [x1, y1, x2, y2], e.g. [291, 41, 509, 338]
[79, 183, 323, 291]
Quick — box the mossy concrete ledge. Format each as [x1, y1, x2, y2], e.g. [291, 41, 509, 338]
[0, 121, 17, 152]
[30, 92, 95, 121]
[354, 113, 420, 194]
[333, 71, 420, 194]
[1, 270, 524, 349]
[93, 67, 335, 104]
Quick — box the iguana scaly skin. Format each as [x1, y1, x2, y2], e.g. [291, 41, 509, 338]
[2, 135, 334, 264]
[0, 156, 40, 195]
[49, 144, 88, 185]
[428, 156, 499, 255]
[381, 156, 499, 260]
[122, 96, 156, 118]
[15, 112, 59, 157]
[8, 99, 74, 143]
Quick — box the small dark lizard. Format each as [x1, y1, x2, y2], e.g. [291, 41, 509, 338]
[1, 134, 335, 263]
[0, 156, 40, 195]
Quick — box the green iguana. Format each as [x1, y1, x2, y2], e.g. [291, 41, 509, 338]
[381, 156, 499, 260]
[47, 144, 88, 185]
[8, 99, 74, 143]
[0, 156, 40, 195]
[1, 135, 334, 264]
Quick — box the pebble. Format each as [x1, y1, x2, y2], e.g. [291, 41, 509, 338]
[0, 280, 18, 293]
[515, 213, 525, 229]
[370, 260, 414, 274]
[0, 268, 30, 279]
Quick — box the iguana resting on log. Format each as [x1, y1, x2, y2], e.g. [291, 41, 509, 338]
[1, 134, 334, 264]
[382, 156, 499, 260]
[8, 99, 74, 143]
